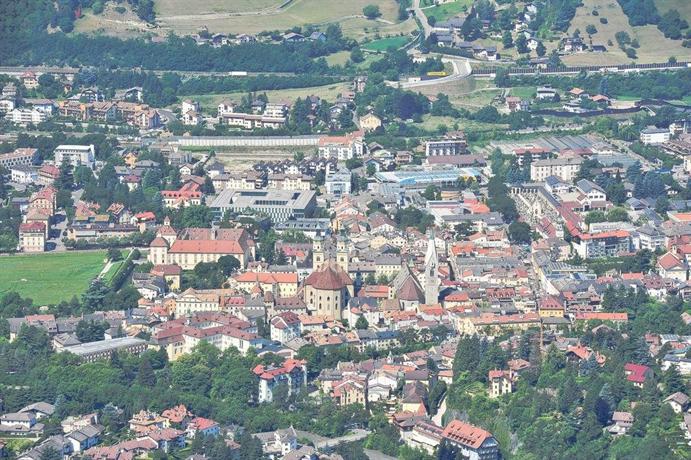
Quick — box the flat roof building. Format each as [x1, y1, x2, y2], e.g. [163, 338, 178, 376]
[210, 189, 317, 223]
[0, 148, 37, 169]
[59, 337, 147, 363]
[375, 167, 482, 189]
[54, 144, 95, 169]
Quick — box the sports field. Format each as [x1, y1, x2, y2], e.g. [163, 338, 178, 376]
[0, 251, 106, 305]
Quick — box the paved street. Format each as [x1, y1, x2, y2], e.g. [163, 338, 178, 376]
[393, 57, 473, 89]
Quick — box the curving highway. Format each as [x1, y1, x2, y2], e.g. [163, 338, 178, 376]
[387, 56, 473, 89]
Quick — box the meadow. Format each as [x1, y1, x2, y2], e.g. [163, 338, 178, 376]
[362, 35, 410, 52]
[565, 0, 691, 65]
[181, 81, 351, 112]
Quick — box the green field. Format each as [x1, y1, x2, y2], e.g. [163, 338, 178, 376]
[362, 35, 409, 51]
[103, 260, 125, 285]
[0, 251, 106, 305]
[423, 0, 473, 22]
[509, 86, 536, 99]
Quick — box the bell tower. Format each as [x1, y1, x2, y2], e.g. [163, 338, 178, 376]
[312, 235, 325, 269]
[337, 236, 349, 273]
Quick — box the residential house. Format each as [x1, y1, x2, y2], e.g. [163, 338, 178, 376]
[253, 359, 308, 403]
[624, 363, 653, 388]
[441, 420, 499, 460]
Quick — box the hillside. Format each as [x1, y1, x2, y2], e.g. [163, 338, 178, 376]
[74, 0, 416, 42]
[565, 0, 691, 65]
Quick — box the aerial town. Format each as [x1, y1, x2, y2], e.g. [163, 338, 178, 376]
[1, 0, 691, 459]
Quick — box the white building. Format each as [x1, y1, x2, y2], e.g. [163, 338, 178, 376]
[325, 167, 352, 196]
[11, 165, 37, 184]
[253, 360, 307, 403]
[318, 133, 364, 160]
[530, 157, 583, 182]
[640, 126, 671, 145]
[5, 108, 47, 125]
[54, 145, 96, 169]
[181, 100, 200, 115]
[264, 103, 289, 118]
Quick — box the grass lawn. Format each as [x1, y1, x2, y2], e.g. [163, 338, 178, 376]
[325, 50, 351, 66]
[362, 35, 409, 52]
[509, 86, 535, 99]
[416, 78, 504, 109]
[0, 251, 106, 305]
[423, 0, 473, 22]
[414, 114, 507, 133]
[103, 260, 125, 285]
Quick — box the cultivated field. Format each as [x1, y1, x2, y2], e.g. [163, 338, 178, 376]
[0, 251, 106, 305]
[565, 0, 691, 65]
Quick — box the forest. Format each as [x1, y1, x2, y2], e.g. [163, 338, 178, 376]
[5, 33, 340, 74]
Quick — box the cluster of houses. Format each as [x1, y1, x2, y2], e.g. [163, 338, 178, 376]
[181, 85, 362, 133]
[190, 27, 331, 47]
[0, 80, 158, 129]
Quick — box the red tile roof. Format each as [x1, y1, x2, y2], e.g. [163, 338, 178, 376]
[575, 312, 628, 322]
[234, 271, 297, 284]
[19, 222, 45, 232]
[442, 420, 493, 450]
[253, 359, 306, 380]
[151, 264, 182, 276]
[304, 262, 352, 290]
[624, 363, 651, 384]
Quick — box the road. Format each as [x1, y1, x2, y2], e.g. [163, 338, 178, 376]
[412, 0, 433, 38]
[387, 57, 473, 89]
